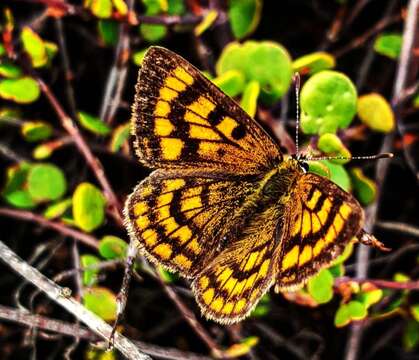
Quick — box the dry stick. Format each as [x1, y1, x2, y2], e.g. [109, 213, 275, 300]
[100, 0, 134, 124]
[376, 221, 419, 238]
[157, 277, 223, 358]
[0, 207, 99, 250]
[334, 12, 402, 58]
[0, 305, 212, 360]
[344, 2, 419, 360]
[36, 78, 123, 227]
[0, 241, 150, 360]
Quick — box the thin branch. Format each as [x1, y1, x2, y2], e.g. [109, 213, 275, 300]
[0, 305, 212, 360]
[100, 0, 134, 124]
[0, 207, 99, 250]
[376, 221, 419, 238]
[0, 240, 150, 360]
[344, 2, 419, 360]
[336, 277, 419, 290]
[36, 78, 123, 226]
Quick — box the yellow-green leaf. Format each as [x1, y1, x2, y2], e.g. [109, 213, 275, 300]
[357, 93, 395, 133]
[21, 27, 48, 68]
[0, 77, 40, 104]
[83, 287, 117, 321]
[293, 52, 336, 74]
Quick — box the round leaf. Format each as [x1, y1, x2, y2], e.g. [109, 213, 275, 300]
[293, 52, 336, 75]
[21, 121, 53, 142]
[81, 254, 101, 286]
[374, 33, 402, 60]
[27, 163, 67, 202]
[228, 0, 262, 39]
[83, 287, 117, 321]
[216, 41, 293, 104]
[323, 160, 351, 192]
[307, 268, 334, 304]
[0, 77, 41, 104]
[357, 93, 395, 133]
[43, 198, 72, 219]
[99, 235, 127, 259]
[78, 111, 111, 135]
[73, 182, 106, 232]
[350, 167, 377, 205]
[212, 70, 246, 97]
[318, 133, 351, 164]
[2, 163, 35, 209]
[300, 71, 357, 134]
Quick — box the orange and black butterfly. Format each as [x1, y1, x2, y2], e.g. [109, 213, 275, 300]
[124, 46, 388, 324]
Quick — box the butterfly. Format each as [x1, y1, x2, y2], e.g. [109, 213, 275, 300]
[124, 46, 388, 324]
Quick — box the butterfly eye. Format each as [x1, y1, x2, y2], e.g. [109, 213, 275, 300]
[300, 162, 309, 172]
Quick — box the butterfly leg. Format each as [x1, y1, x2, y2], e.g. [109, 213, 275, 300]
[108, 241, 137, 349]
[357, 229, 391, 251]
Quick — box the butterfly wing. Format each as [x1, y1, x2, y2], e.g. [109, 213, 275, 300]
[276, 173, 363, 291]
[124, 169, 260, 278]
[132, 46, 281, 175]
[192, 205, 283, 324]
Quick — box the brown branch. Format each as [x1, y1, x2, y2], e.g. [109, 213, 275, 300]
[344, 2, 419, 360]
[0, 240, 150, 360]
[36, 78, 123, 226]
[336, 277, 419, 290]
[0, 305, 212, 360]
[157, 276, 224, 358]
[0, 207, 99, 250]
[334, 12, 402, 58]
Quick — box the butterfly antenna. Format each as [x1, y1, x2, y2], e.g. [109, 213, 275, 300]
[311, 153, 394, 161]
[293, 73, 301, 156]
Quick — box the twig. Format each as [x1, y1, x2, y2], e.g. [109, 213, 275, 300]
[0, 305, 212, 360]
[0, 142, 29, 162]
[0, 207, 99, 250]
[344, 2, 419, 359]
[100, 0, 134, 124]
[157, 276, 223, 358]
[334, 12, 402, 58]
[376, 221, 419, 238]
[54, 18, 78, 120]
[36, 78, 123, 226]
[336, 277, 419, 290]
[0, 240, 150, 360]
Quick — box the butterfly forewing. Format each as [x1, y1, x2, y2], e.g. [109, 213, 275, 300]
[125, 169, 259, 277]
[132, 46, 281, 174]
[276, 173, 363, 291]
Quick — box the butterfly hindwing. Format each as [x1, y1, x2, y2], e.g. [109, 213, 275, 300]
[124, 169, 259, 277]
[276, 173, 363, 291]
[192, 205, 282, 324]
[132, 46, 281, 174]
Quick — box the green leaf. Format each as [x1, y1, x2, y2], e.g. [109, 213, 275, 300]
[404, 320, 419, 350]
[216, 41, 293, 105]
[307, 268, 334, 304]
[98, 20, 119, 46]
[293, 52, 336, 74]
[1, 163, 36, 209]
[112, 0, 128, 15]
[99, 235, 127, 259]
[157, 265, 178, 283]
[411, 304, 419, 322]
[44, 41, 58, 65]
[332, 243, 354, 265]
[300, 71, 357, 134]
[212, 70, 246, 97]
[224, 336, 259, 358]
[21, 121, 53, 142]
[73, 182, 106, 232]
[350, 167, 377, 206]
[0, 77, 41, 104]
[358, 287, 383, 309]
[83, 287, 117, 321]
[0, 43, 5, 56]
[323, 160, 351, 192]
[140, 24, 167, 42]
[33, 143, 53, 160]
[91, 0, 113, 18]
[27, 163, 67, 202]
[335, 301, 367, 327]
[21, 27, 48, 68]
[78, 111, 111, 135]
[240, 80, 260, 117]
[228, 0, 262, 39]
[413, 94, 419, 108]
[43, 198, 72, 219]
[81, 254, 101, 286]
[86, 347, 117, 360]
[357, 93, 395, 133]
[308, 161, 330, 178]
[132, 49, 148, 66]
[109, 122, 130, 152]
[317, 133, 351, 164]
[0, 62, 22, 78]
[374, 33, 402, 60]
[251, 294, 270, 317]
